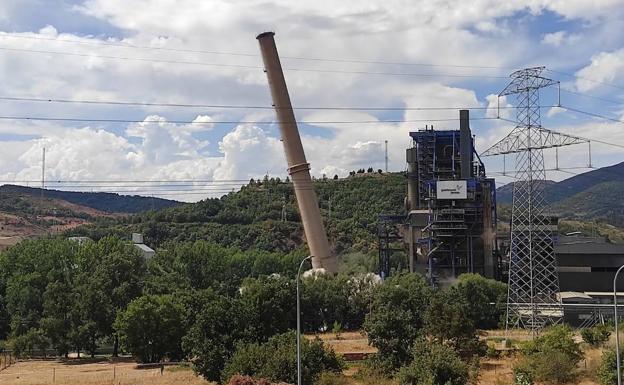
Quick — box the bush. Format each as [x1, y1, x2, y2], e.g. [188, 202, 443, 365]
[515, 325, 583, 384]
[597, 349, 620, 385]
[361, 353, 397, 378]
[226, 375, 286, 385]
[332, 321, 343, 340]
[581, 324, 611, 347]
[486, 344, 500, 359]
[314, 372, 350, 385]
[397, 340, 469, 385]
[222, 331, 343, 385]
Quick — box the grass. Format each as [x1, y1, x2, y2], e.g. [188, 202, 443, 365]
[0, 359, 212, 385]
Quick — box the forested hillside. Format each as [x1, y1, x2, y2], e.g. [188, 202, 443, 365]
[496, 161, 624, 227]
[69, 173, 407, 256]
[0, 185, 180, 214]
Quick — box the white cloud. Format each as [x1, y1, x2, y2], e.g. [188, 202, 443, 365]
[213, 125, 285, 180]
[0, 1, 624, 201]
[542, 31, 566, 46]
[575, 48, 624, 91]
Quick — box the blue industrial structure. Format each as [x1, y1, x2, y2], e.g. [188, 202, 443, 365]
[379, 110, 499, 285]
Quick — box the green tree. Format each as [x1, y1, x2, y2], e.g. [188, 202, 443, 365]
[453, 273, 507, 329]
[183, 293, 253, 382]
[397, 340, 469, 385]
[363, 273, 432, 369]
[0, 238, 78, 347]
[40, 281, 75, 356]
[424, 287, 479, 354]
[222, 331, 343, 385]
[75, 236, 147, 356]
[114, 294, 185, 363]
[239, 275, 295, 340]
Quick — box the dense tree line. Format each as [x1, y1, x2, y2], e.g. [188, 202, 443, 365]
[0, 235, 506, 384]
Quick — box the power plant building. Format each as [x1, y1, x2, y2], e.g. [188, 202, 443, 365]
[379, 110, 498, 285]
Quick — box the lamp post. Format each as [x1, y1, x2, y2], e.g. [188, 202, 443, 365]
[613, 264, 624, 385]
[297, 255, 311, 385]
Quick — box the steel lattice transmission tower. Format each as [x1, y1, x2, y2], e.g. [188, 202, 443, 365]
[482, 67, 588, 332]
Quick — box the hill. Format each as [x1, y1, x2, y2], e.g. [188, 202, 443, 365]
[67, 164, 624, 254]
[0, 185, 181, 245]
[0, 184, 181, 213]
[68, 173, 407, 256]
[0, 187, 118, 245]
[495, 161, 624, 226]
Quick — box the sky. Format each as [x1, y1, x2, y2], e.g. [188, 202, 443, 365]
[0, 0, 624, 201]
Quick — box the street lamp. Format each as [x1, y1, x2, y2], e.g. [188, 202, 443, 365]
[296, 255, 311, 385]
[613, 264, 624, 385]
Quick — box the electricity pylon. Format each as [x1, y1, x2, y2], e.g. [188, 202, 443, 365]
[482, 67, 588, 332]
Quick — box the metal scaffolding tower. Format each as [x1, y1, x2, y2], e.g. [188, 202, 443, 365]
[482, 67, 588, 332]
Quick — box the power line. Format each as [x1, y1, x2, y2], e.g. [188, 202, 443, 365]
[0, 95, 526, 111]
[561, 104, 624, 125]
[0, 179, 252, 183]
[495, 113, 624, 150]
[560, 88, 624, 106]
[0, 115, 500, 125]
[487, 166, 594, 176]
[546, 68, 624, 92]
[0, 46, 508, 79]
[0, 34, 513, 70]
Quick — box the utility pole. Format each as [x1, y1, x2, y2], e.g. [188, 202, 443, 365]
[41, 147, 46, 201]
[41, 147, 46, 228]
[384, 140, 388, 172]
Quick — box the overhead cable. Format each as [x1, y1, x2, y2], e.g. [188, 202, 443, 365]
[0, 34, 513, 70]
[0, 46, 508, 79]
[0, 115, 500, 125]
[0, 95, 531, 111]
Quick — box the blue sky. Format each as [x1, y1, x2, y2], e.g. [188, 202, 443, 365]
[0, 0, 623, 201]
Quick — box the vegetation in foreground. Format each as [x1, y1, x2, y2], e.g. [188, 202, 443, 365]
[0, 235, 510, 384]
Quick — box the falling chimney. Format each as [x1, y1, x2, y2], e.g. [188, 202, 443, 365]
[256, 32, 337, 273]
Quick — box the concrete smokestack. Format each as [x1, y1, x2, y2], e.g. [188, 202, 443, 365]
[256, 32, 337, 273]
[459, 109, 472, 179]
[406, 147, 418, 210]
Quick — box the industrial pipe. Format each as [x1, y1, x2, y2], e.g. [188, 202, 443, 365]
[256, 32, 337, 273]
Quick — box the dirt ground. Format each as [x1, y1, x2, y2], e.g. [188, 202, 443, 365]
[0, 359, 211, 385]
[309, 331, 377, 354]
[0, 331, 609, 385]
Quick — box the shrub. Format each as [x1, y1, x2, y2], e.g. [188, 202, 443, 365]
[332, 321, 343, 340]
[397, 340, 468, 385]
[222, 331, 343, 385]
[581, 324, 611, 347]
[597, 349, 620, 385]
[314, 372, 350, 385]
[486, 344, 500, 359]
[515, 325, 583, 384]
[361, 353, 397, 378]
